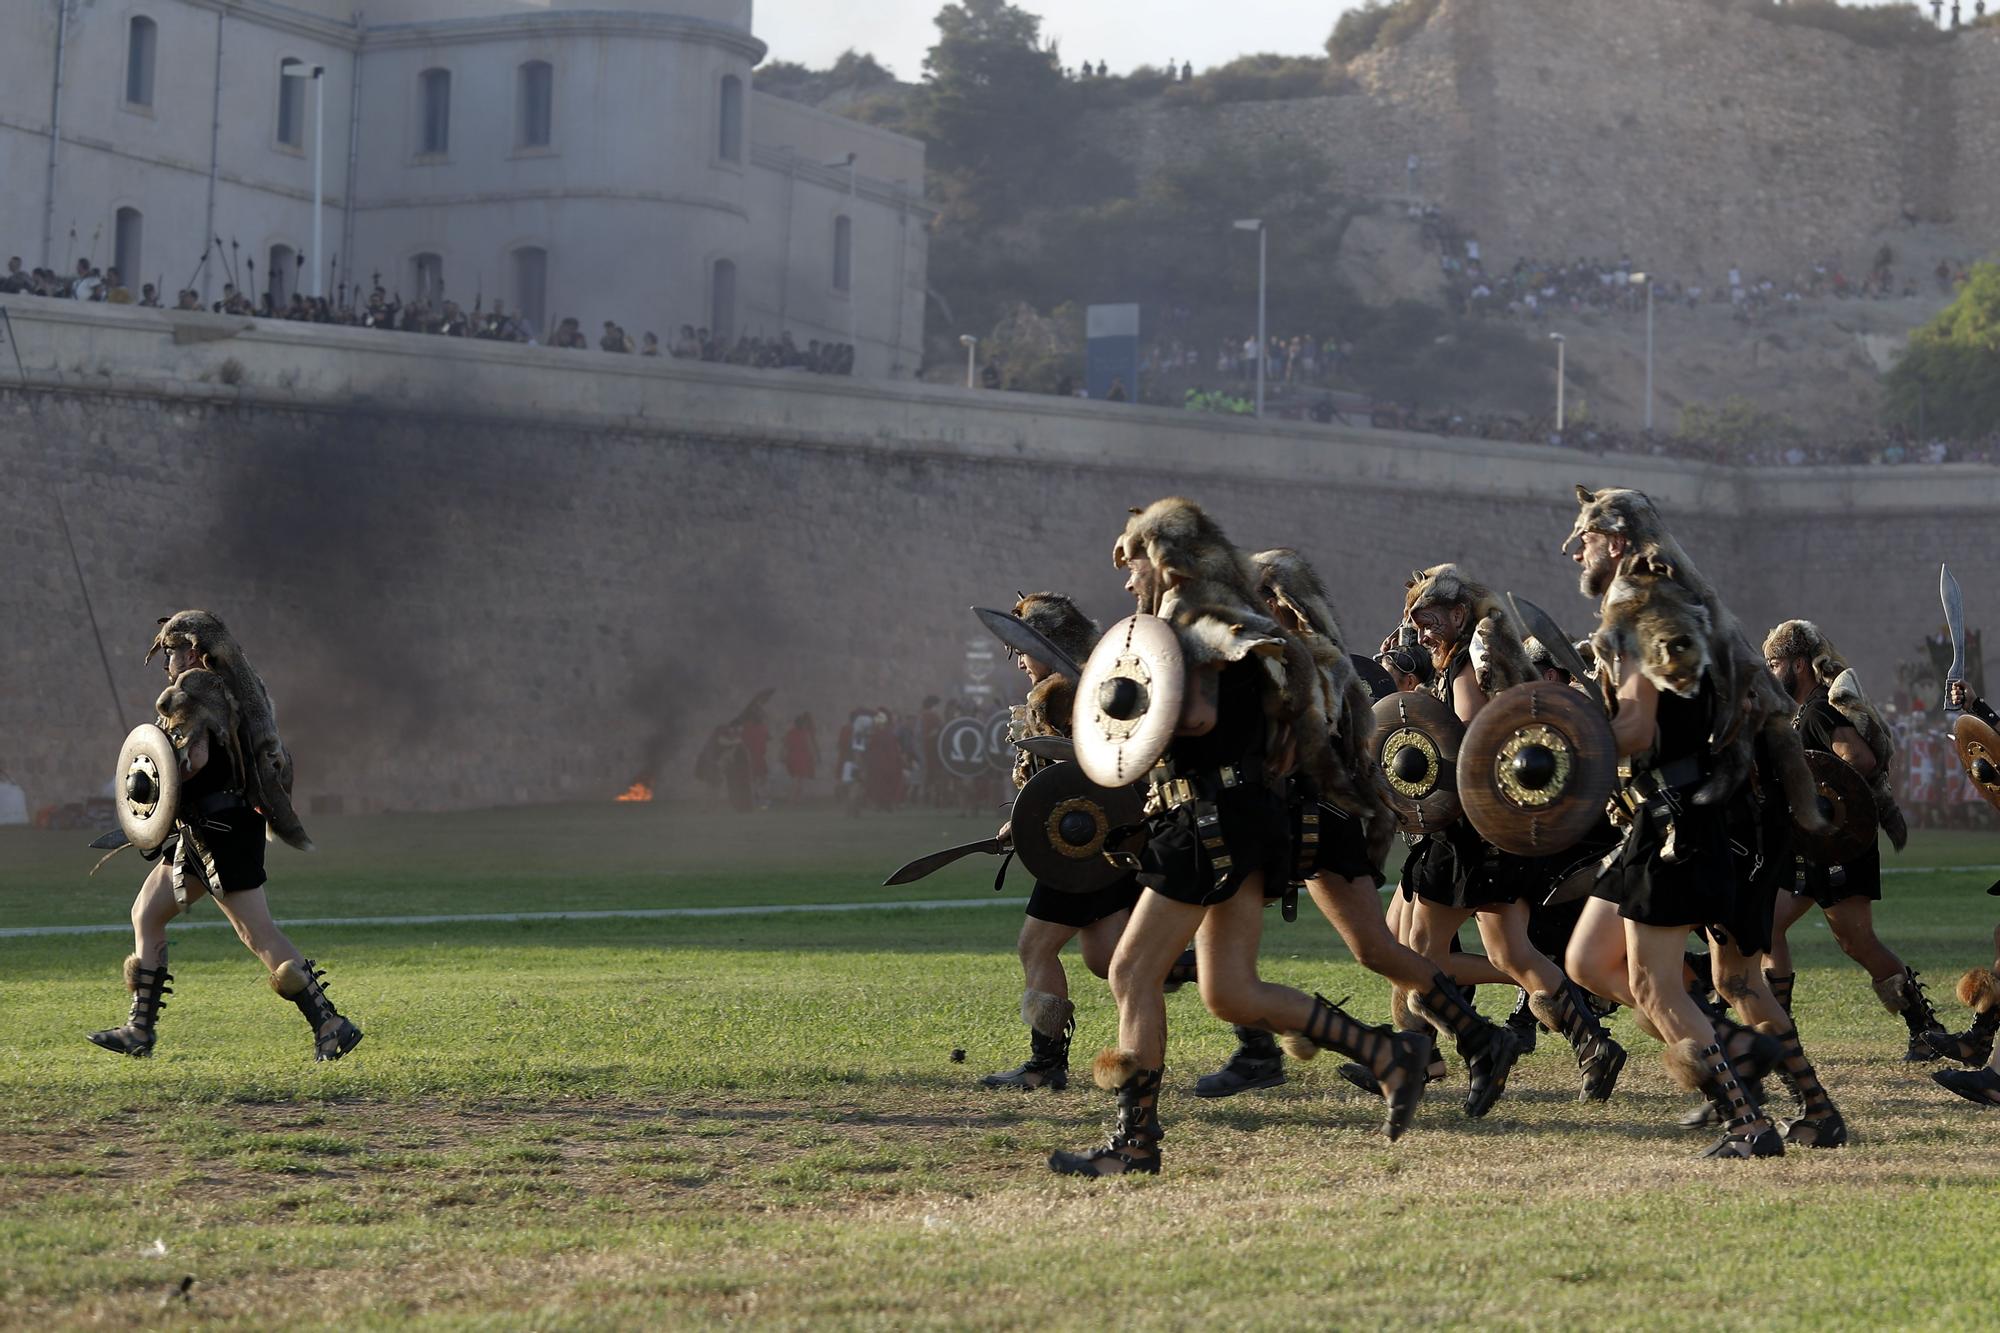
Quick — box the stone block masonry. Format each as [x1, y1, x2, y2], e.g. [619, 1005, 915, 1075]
[3, 300, 1995, 812]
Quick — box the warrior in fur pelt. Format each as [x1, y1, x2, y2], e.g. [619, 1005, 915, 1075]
[146, 610, 311, 851]
[1005, 592, 1098, 793]
[1403, 564, 1539, 698]
[1761, 619, 1908, 850]
[86, 614, 361, 1064]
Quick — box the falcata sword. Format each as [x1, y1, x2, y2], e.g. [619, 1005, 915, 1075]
[883, 838, 1007, 886]
[1507, 593, 1596, 686]
[972, 607, 1083, 680]
[1943, 563, 1967, 712]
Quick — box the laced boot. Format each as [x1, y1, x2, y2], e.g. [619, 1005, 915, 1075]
[1504, 987, 1539, 1055]
[1411, 974, 1524, 1117]
[87, 953, 172, 1057]
[1665, 1039, 1784, 1159]
[1925, 968, 2000, 1066]
[1337, 986, 1444, 1098]
[982, 992, 1073, 1090]
[1530, 978, 1627, 1102]
[1931, 1048, 2000, 1108]
[270, 959, 364, 1061]
[1674, 1012, 1773, 1128]
[1282, 993, 1431, 1140]
[1764, 969, 1796, 1018]
[1760, 1021, 1848, 1148]
[1193, 1025, 1286, 1098]
[1049, 1053, 1162, 1176]
[1873, 966, 1947, 1061]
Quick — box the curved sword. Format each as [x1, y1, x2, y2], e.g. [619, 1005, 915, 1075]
[972, 606, 1082, 680]
[1508, 593, 1596, 686]
[1943, 563, 1966, 712]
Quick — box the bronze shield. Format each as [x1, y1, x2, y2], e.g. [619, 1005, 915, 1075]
[1459, 682, 1617, 857]
[1010, 761, 1145, 894]
[1073, 614, 1186, 790]
[1792, 749, 1878, 866]
[115, 723, 182, 853]
[1372, 690, 1464, 835]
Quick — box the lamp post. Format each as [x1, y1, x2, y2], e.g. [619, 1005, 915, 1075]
[281, 58, 325, 298]
[1233, 218, 1266, 419]
[960, 334, 978, 389]
[1550, 332, 1566, 434]
[1629, 271, 1654, 431]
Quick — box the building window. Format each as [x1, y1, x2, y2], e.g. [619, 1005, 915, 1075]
[832, 215, 852, 293]
[517, 61, 553, 149]
[268, 244, 295, 307]
[711, 259, 736, 340]
[114, 208, 144, 288]
[717, 75, 742, 163]
[125, 17, 157, 108]
[412, 252, 444, 305]
[419, 68, 451, 155]
[277, 58, 305, 147]
[512, 246, 547, 336]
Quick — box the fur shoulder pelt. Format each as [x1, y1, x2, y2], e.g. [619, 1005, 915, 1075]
[147, 610, 312, 851]
[155, 668, 248, 796]
[1013, 592, 1100, 670]
[1404, 564, 1537, 697]
[1764, 616, 1906, 848]
[1116, 499, 1287, 668]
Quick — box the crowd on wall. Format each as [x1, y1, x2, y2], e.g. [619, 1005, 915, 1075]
[2, 254, 855, 376]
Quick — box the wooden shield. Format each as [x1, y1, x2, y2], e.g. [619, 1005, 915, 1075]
[1074, 614, 1185, 789]
[1460, 682, 1617, 857]
[1372, 691, 1464, 835]
[1953, 714, 2000, 814]
[1010, 761, 1145, 894]
[115, 722, 182, 853]
[1792, 749, 1878, 866]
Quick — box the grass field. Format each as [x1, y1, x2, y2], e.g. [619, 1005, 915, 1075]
[3, 804, 2000, 1329]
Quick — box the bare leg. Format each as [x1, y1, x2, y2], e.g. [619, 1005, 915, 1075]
[1566, 896, 1640, 1010]
[1474, 900, 1567, 995]
[1017, 916, 1083, 1001]
[1106, 891, 1207, 1067]
[211, 887, 307, 974]
[1764, 890, 1816, 975]
[1308, 875, 1444, 991]
[1195, 875, 1316, 1035]
[1822, 897, 1903, 982]
[1077, 910, 1130, 982]
[1626, 921, 1721, 1045]
[1408, 901, 1476, 968]
[130, 860, 187, 968]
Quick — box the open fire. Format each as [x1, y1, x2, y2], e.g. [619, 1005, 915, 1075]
[614, 781, 654, 803]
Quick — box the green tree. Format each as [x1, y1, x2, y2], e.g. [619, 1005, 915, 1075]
[913, 0, 1074, 203]
[1884, 262, 2000, 438]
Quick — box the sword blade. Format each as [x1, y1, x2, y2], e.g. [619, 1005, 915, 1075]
[88, 827, 130, 851]
[1943, 563, 1967, 700]
[1508, 593, 1595, 686]
[972, 607, 1083, 680]
[882, 838, 1005, 885]
[1014, 735, 1075, 762]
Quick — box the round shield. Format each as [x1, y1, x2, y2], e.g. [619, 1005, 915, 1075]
[1953, 714, 2000, 815]
[1372, 690, 1464, 834]
[1459, 682, 1617, 857]
[984, 708, 1014, 775]
[1010, 761, 1145, 894]
[1074, 614, 1185, 789]
[1792, 749, 1878, 866]
[115, 723, 182, 852]
[935, 715, 988, 781]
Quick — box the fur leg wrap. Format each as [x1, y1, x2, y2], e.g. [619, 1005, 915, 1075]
[271, 958, 363, 1061]
[1093, 1048, 1140, 1092]
[1021, 990, 1074, 1039]
[1957, 968, 2000, 1015]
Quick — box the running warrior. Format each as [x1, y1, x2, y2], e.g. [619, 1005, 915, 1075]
[980, 593, 1140, 1091]
[1398, 564, 1626, 1102]
[1930, 677, 2000, 1106]
[1761, 619, 1946, 1060]
[87, 611, 363, 1061]
[1049, 499, 1431, 1176]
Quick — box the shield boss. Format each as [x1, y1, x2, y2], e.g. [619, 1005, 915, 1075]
[1792, 749, 1877, 866]
[1953, 714, 2000, 815]
[116, 723, 182, 853]
[1009, 761, 1144, 894]
[1074, 614, 1185, 789]
[1371, 690, 1464, 834]
[1459, 682, 1616, 857]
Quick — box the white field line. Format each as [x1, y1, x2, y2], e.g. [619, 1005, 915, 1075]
[0, 897, 1018, 939]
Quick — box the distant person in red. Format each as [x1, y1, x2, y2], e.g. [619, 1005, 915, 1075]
[741, 705, 770, 808]
[784, 713, 820, 801]
[862, 709, 905, 810]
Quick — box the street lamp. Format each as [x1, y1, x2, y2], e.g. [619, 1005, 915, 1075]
[960, 334, 978, 389]
[1549, 332, 1566, 434]
[281, 58, 325, 299]
[1629, 271, 1654, 431]
[1233, 218, 1266, 419]
[825, 152, 859, 359]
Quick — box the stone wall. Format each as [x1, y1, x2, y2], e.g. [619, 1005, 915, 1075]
[1096, 0, 1999, 277]
[3, 298, 1995, 814]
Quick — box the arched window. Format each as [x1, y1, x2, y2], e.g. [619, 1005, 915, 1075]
[412, 252, 444, 305]
[419, 68, 451, 155]
[832, 215, 852, 293]
[114, 208, 144, 288]
[711, 259, 737, 340]
[512, 246, 547, 336]
[276, 57, 305, 147]
[268, 244, 295, 307]
[717, 75, 742, 163]
[125, 17, 157, 108]
[517, 61, 553, 148]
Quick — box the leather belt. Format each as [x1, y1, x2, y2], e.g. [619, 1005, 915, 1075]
[1151, 764, 1255, 812]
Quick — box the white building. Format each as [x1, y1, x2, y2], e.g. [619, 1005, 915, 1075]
[3, 0, 931, 375]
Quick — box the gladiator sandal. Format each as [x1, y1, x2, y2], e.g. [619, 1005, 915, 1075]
[87, 953, 172, 1057]
[1193, 1026, 1286, 1098]
[1930, 1048, 2000, 1108]
[1872, 966, 1948, 1062]
[270, 959, 364, 1061]
[1411, 974, 1524, 1118]
[1665, 1039, 1784, 1160]
[1530, 978, 1628, 1102]
[1282, 994, 1432, 1140]
[1760, 1022, 1848, 1149]
[1337, 986, 1445, 1098]
[1924, 968, 2000, 1066]
[1049, 1052, 1162, 1176]
[1504, 987, 1539, 1056]
[981, 992, 1072, 1091]
[1676, 1014, 1778, 1128]
[1764, 970, 1796, 1018]
[1163, 948, 1198, 993]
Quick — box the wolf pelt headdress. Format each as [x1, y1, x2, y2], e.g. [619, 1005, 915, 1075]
[1762, 618, 1908, 849]
[1007, 592, 1101, 791]
[147, 610, 312, 850]
[1113, 499, 1318, 776]
[1253, 548, 1397, 862]
[1402, 564, 1539, 697]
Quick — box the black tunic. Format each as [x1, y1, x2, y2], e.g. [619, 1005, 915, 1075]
[1789, 687, 1882, 905]
[160, 739, 268, 900]
[1605, 677, 1738, 930]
